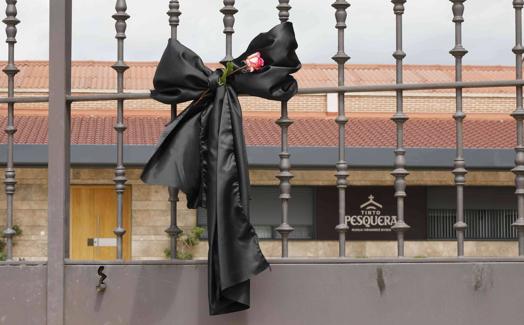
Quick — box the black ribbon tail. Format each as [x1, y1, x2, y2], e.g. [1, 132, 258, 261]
[207, 86, 269, 315]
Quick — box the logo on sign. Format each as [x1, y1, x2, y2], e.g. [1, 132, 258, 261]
[344, 195, 398, 232]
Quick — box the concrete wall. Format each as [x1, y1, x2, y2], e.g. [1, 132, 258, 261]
[3, 260, 524, 325]
[61, 261, 524, 325]
[0, 263, 46, 324]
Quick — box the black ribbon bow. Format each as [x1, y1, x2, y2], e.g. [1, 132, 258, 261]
[141, 22, 301, 315]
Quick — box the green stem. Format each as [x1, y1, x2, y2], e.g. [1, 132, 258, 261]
[219, 61, 247, 86]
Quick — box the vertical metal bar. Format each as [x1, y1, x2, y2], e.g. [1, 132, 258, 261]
[112, 0, 129, 260]
[390, 0, 410, 257]
[2, 0, 19, 261]
[512, 0, 524, 255]
[166, 0, 182, 259]
[48, 0, 72, 323]
[275, 0, 294, 258]
[332, 0, 350, 257]
[450, 0, 468, 256]
[220, 0, 237, 65]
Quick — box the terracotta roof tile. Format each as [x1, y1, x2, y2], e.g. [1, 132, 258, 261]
[0, 61, 519, 94]
[0, 113, 515, 149]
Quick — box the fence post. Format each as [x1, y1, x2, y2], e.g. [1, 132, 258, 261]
[3, 0, 20, 261]
[332, 0, 350, 257]
[390, 0, 410, 257]
[112, 0, 130, 260]
[450, 0, 468, 256]
[48, 0, 72, 323]
[275, 0, 294, 257]
[166, 0, 183, 260]
[512, 0, 524, 255]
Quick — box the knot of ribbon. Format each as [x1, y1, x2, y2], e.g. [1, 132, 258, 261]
[207, 69, 223, 92]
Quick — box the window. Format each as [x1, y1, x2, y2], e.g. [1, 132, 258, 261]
[427, 187, 517, 240]
[197, 186, 315, 240]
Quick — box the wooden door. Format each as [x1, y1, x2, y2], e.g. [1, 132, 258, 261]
[70, 185, 132, 260]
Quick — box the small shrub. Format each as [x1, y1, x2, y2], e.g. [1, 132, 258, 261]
[0, 225, 22, 261]
[164, 226, 205, 260]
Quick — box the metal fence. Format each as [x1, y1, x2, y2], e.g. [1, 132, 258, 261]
[3, 0, 524, 323]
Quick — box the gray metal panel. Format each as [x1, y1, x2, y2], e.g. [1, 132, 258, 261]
[62, 262, 524, 325]
[0, 144, 516, 169]
[0, 264, 47, 324]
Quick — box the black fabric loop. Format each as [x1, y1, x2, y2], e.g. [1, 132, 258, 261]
[207, 69, 222, 92]
[142, 22, 301, 316]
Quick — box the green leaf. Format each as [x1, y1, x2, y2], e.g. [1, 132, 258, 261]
[218, 61, 235, 86]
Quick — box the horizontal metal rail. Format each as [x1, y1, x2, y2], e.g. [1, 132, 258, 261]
[0, 96, 49, 104]
[0, 79, 523, 104]
[299, 79, 524, 94]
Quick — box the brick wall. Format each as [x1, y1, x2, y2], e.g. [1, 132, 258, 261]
[0, 167, 517, 261]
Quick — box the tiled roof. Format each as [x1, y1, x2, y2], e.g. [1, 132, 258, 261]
[0, 61, 519, 94]
[0, 112, 515, 149]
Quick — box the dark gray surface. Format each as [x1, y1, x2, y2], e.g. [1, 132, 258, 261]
[0, 144, 516, 169]
[427, 187, 517, 209]
[59, 262, 524, 325]
[0, 264, 46, 325]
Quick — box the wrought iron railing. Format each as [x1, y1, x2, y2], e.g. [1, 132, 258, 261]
[2, 1, 524, 322]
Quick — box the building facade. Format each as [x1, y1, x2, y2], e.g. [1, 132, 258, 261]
[0, 61, 520, 260]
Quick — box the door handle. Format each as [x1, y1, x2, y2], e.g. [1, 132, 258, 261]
[87, 238, 117, 247]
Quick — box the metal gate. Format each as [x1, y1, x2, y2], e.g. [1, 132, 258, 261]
[2, 1, 524, 324]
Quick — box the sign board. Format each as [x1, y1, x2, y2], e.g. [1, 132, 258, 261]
[315, 186, 427, 240]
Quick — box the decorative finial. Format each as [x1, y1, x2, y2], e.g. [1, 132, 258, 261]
[451, 0, 465, 23]
[449, 1, 468, 59]
[113, 0, 129, 41]
[392, 0, 406, 15]
[220, 0, 238, 63]
[167, 0, 181, 39]
[277, 0, 291, 23]
[332, 0, 351, 64]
